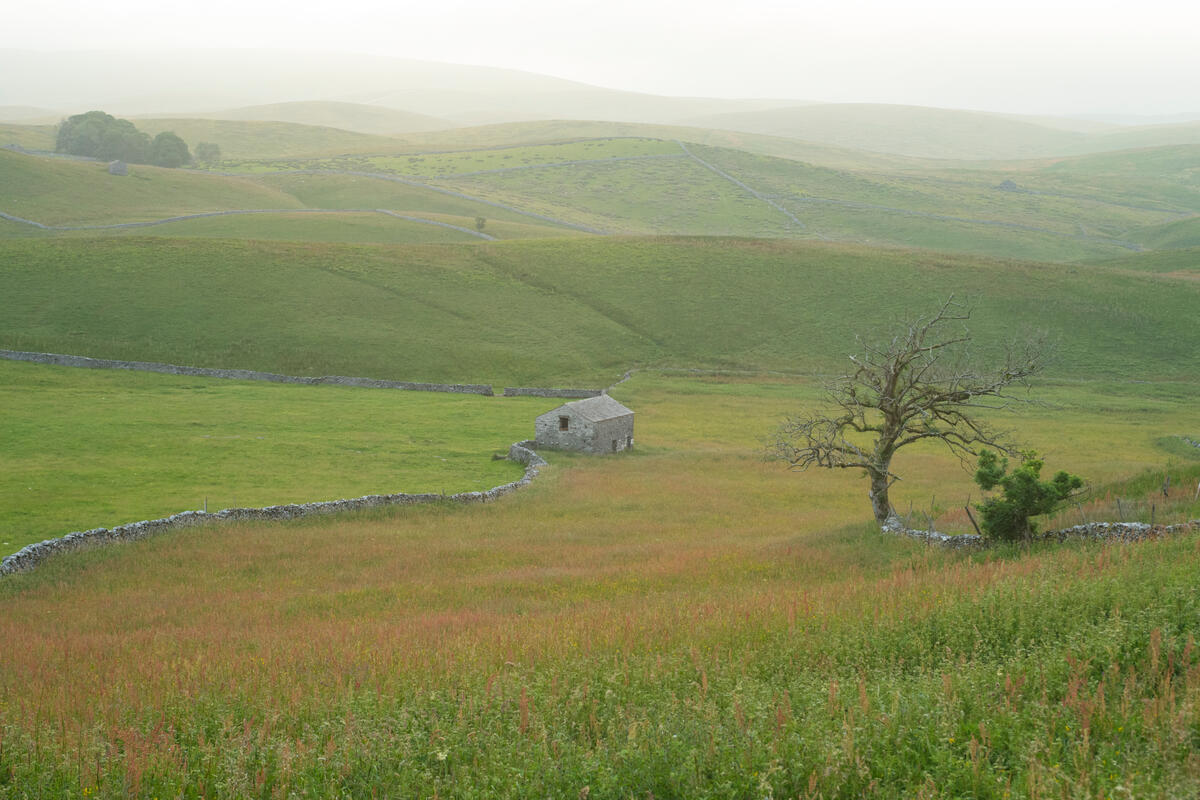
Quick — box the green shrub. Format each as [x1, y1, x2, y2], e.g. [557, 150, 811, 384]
[974, 450, 1083, 539]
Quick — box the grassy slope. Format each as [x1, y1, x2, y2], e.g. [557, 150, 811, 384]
[0, 361, 543, 553]
[1083, 247, 1200, 275]
[444, 156, 793, 236]
[143, 101, 457, 135]
[2, 237, 1199, 385]
[1, 371, 1197, 796]
[679, 104, 1090, 159]
[256, 173, 548, 224]
[1129, 217, 1200, 249]
[6, 135, 1194, 259]
[0, 123, 55, 150]
[0, 149, 303, 225]
[387, 120, 932, 169]
[679, 103, 1200, 159]
[133, 118, 407, 159]
[82, 211, 487, 244]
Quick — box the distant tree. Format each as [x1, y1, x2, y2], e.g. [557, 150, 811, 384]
[148, 131, 191, 168]
[56, 110, 149, 162]
[475, 216, 487, 232]
[973, 451, 1082, 540]
[193, 142, 221, 163]
[770, 299, 1048, 528]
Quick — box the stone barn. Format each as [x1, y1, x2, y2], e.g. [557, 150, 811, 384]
[535, 395, 634, 454]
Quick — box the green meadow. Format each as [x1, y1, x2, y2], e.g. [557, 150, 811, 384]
[4, 107, 1200, 798]
[2, 368, 1199, 796]
[0, 360, 544, 554]
[5, 133, 1196, 261]
[3, 237, 1199, 386]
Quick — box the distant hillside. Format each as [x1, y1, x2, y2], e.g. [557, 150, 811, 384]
[0, 49, 794, 126]
[1, 237, 1196, 384]
[0, 148, 303, 225]
[138, 101, 458, 136]
[132, 118, 406, 159]
[8, 135, 1193, 260]
[1089, 122, 1200, 153]
[0, 123, 55, 151]
[680, 104, 1200, 160]
[0, 105, 62, 123]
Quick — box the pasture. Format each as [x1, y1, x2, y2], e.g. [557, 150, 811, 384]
[5, 134, 1197, 260]
[3, 236, 1199, 388]
[3, 107, 1200, 798]
[0, 360, 541, 554]
[2, 370, 1198, 797]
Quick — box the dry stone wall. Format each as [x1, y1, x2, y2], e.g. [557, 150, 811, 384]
[0, 442, 548, 577]
[882, 516, 1200, 549]
[502, 387, 602, 399]
[0, 350, 494, 395]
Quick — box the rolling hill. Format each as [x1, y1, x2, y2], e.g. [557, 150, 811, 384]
[137, 100, 458, 135]
[2, 236, 1197, 385]
[680, 103, 1200, 160]
[6, 133, 1196, 260]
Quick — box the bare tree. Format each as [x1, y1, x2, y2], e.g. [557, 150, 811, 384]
[770, 299, 1046, 528]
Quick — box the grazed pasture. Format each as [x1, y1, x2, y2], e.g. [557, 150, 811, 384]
[0, 361, 541, 554]
[1, 372, 1198, 797]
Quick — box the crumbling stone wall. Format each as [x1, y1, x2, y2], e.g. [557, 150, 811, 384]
[0, 442, 548, 577]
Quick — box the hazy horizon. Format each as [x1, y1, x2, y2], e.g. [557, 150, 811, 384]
[3, 0, 1199, 118]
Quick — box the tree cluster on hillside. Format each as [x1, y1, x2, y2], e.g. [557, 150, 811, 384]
[56, 111, 192, 167]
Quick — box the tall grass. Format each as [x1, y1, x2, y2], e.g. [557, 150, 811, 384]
[1, 373, 1197, 796]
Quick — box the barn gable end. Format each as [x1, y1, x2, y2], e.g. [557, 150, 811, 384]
[534, 395, 634, 454]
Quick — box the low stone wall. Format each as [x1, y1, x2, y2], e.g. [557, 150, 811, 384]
[882, 516, 1200, 549]
[0, 350, 494, 395]
[502, 387, 602, 399]
[1, 443, 548, 577]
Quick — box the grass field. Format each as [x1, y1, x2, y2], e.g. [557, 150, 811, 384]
[0, 360, 545, 555]
[3, 236, 1200, 385]
[6, 108, 1200, 798]
[2, 370, 1198, 797]
[5, 135, 1197, 260]
[0, 150, 303, 226]
[82, 211, 488, 244]
[132, 118, 409, 159]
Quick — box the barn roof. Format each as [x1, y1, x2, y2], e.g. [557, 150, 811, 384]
[545, 394, 633, 423]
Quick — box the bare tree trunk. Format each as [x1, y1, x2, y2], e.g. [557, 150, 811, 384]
[868, 470, 893, 527]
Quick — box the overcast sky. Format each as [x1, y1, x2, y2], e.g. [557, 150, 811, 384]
[5, 0, 1198, 115]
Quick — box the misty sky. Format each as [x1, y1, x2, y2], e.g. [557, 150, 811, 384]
[5, 0, 1198, 115]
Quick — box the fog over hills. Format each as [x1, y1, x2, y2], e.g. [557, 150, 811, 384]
[0, 49, 795, 125]
[4, 48, 1200, 161]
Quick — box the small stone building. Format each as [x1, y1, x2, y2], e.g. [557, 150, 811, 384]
[535, 395, 634, 454]
[108, 160, 128, 176]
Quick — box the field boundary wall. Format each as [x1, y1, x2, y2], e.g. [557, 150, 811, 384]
[882, 517, 1200, 549]
[502, 387, 602, 399]
[0, 349, 495, 395]
[0, 442, 548, 577]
